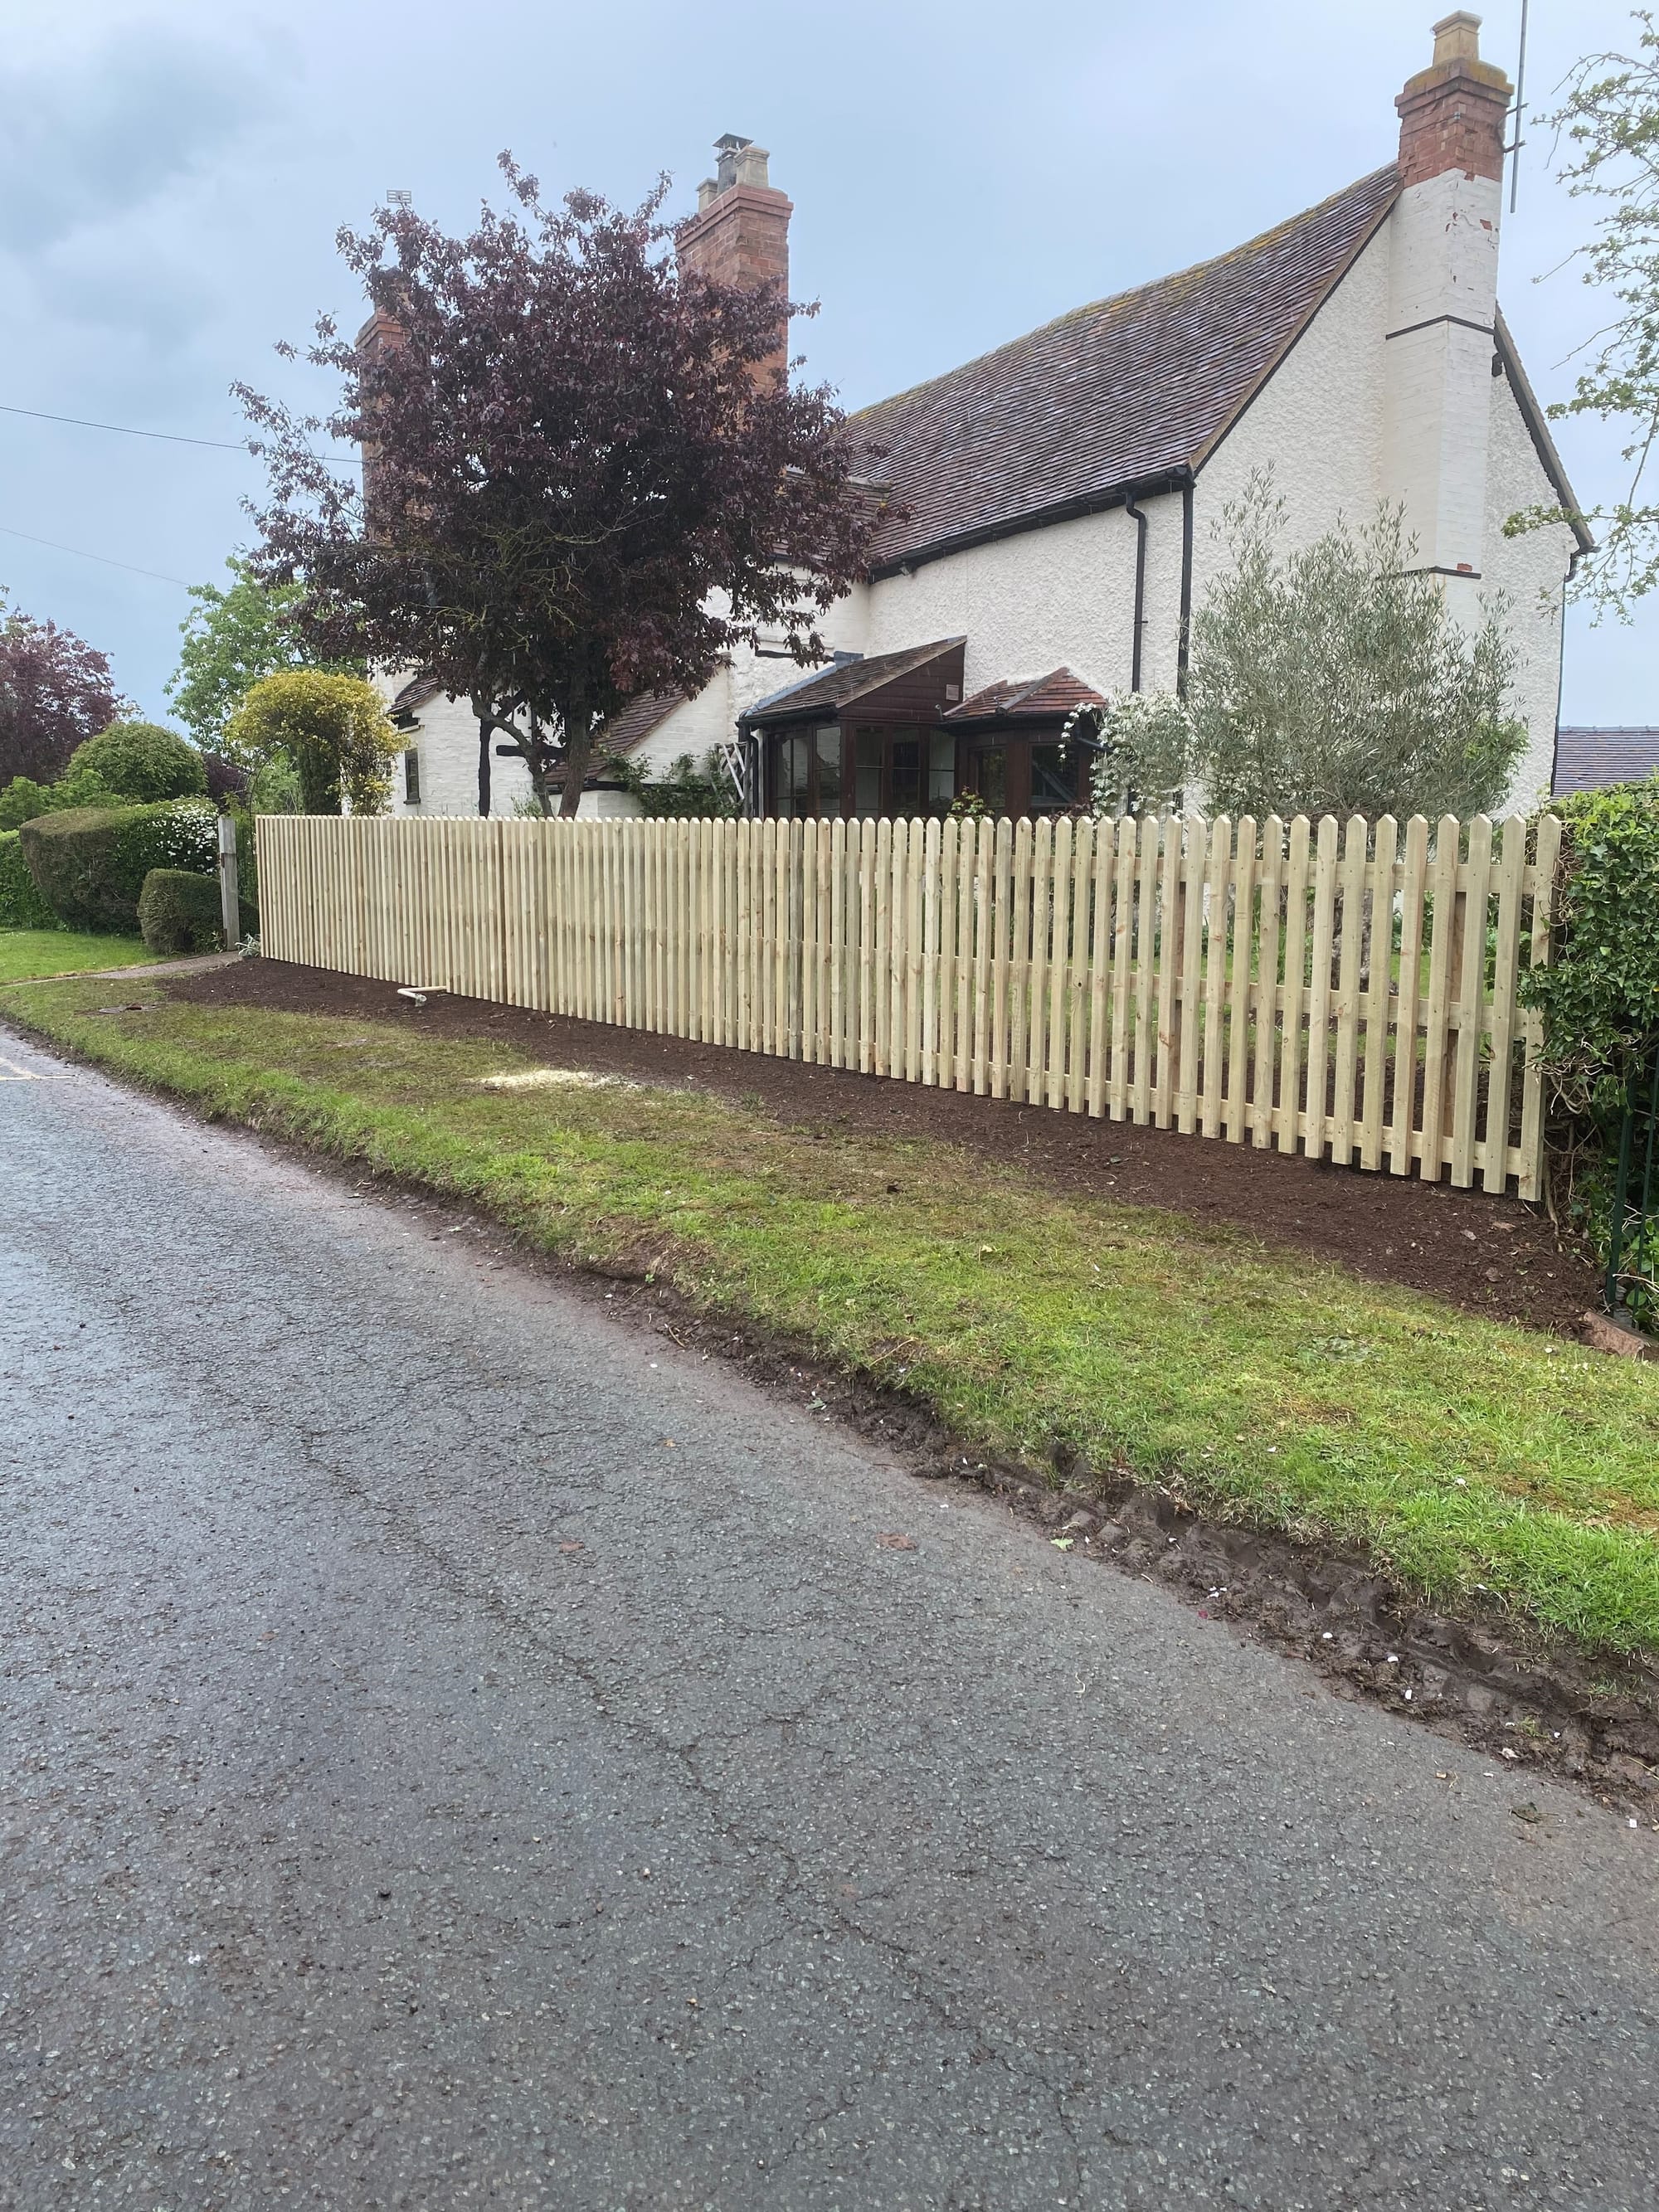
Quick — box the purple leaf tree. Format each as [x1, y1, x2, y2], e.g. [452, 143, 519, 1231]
[239, 160, 877, 816]
[0, 601, 127, 788]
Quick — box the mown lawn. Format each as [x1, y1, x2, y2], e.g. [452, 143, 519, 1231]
[7, 971, 1659, 1654]
[0, 930, 160, 984]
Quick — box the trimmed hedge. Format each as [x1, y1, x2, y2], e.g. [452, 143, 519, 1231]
[18, 800, 217, 930]
[138, 870, 223, 955]
[67, 721, 206, 803]
[0, 829, 59, 927]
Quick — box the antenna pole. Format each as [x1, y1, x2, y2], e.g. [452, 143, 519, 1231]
[1509, 0, 1530, 214]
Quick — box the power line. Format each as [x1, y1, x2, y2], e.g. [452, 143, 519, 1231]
[0, 523, 192, 587]
[0, 400, 361, 465]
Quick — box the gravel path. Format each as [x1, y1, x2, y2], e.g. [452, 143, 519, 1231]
[2, 1031, 1655, 2210]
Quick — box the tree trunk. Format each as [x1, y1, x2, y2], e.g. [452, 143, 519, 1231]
[476, 717, 492, 817]
[558, 699, 591, 819]
[524, 712, 555, 816]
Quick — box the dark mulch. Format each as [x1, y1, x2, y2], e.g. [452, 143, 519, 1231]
[166, 958, 1602, 1336]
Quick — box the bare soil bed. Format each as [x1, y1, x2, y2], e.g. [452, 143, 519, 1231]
[170, 957, 1602, 1335]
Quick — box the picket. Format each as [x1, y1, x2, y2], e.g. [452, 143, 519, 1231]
[1276, 814, 1311, 1155]
[254, 805, 1559, 1194]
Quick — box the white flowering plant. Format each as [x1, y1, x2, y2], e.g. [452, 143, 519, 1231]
[1081, 693, 1194, 819]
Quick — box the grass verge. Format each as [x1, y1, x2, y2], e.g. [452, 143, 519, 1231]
[7, 973, 1659, 1655]
[0, 929, 161, 984]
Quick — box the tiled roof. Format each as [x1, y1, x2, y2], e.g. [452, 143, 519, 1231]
[391, 672, 445, 716]
[388, 674, 681, 761]
[945, 668, 1107, 724]
[852, 166, 1401, 571]
[741, 638, 966, 723]
[1554, 727, 1659, 796]
[1494, 311, 1594, 557]
[598, 692, 685, 755]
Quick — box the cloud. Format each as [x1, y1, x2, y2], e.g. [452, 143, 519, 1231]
[0, 25, 276, 255]
[27, 241, 216, 352]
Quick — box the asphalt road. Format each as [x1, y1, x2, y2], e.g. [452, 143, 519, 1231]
[2, 1030, 1657, 2212]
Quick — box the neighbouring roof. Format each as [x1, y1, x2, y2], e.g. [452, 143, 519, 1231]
[598, 692, 686, 754]
[389, 673, 681, 761]
[851, 166, 1402, 573]
[1554, 727, 1659, 796]
[945, 668, 1107, 725]
[391, 672, 445, 717]
[741, 638, 966, 724]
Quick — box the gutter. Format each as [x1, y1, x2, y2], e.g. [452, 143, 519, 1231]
[866, 469, 1191, 583]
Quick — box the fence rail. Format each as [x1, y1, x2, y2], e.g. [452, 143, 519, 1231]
[256, 807, 1562, 1198]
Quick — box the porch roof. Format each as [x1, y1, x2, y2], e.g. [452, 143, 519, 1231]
[740, 637, 966, 727]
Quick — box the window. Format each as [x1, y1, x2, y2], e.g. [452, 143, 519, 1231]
[855, 731, 883, 818]
[815, 726, 842, 815]
[929, 732, 956, 812]
[768, 727, 844, 818]
[889, 731, 922, 814]
[973, 748, 1007, 815]
[403, 748, 421, 805]
[769, 732, 810, 817]
[1030, 742, 1077, 814]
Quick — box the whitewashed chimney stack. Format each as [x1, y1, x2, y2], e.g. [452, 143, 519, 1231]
[1382, 12, 1513, 626]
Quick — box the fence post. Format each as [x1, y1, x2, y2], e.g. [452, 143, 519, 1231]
[216, 812, 240, 951]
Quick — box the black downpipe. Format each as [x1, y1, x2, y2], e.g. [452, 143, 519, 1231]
[1176, 476, 1195, 698]
[1124, 490, 1149, 693]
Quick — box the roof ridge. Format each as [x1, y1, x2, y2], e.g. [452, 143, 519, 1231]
[849, 165, 1400, 433]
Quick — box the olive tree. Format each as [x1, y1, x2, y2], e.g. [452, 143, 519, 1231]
[1186, 479, 1527, 823]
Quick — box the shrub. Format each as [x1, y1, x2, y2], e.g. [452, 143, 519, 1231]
[1522, 775, 1659, 1329]
[0, 766, 117, 829]
[226, 672, 397, 814]
[596, 749, 742, 820]
[1188, 475, 1528, 821]
[1522, 775, 1659, 1116]
[0, 829, 58, 926]
[67, 719, 206, 802]
[138, 869, 225, 955]
[1084, 693, 1194, 818]
[202, 751, 251, 805]
[19, 799, 217, 930]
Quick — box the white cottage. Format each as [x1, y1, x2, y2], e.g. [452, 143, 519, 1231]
[383, 11, 1587, 823]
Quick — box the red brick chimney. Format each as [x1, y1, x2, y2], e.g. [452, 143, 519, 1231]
[676, 134, 791, 382]
[1395, 12, 1512, 187]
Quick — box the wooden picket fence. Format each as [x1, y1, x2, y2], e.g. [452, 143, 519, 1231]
[256, 807, 1563, 1198]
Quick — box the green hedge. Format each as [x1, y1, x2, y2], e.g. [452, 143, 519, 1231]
[18, 800, 217, 931]
[67, 721, 206, 803]
[138, 870, 223, 955]
[0, 830, 59, 927]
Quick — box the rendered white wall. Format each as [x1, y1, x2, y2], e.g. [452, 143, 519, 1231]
[1481, 371, 1577, 809]
[1194, 224, 1389, 581]
[859, 498, 1182, 700]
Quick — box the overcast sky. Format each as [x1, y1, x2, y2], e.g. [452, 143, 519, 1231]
[1, 0, 1650, 728]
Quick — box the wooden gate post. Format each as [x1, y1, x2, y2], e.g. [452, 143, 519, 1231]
[217, 812, 241, 951]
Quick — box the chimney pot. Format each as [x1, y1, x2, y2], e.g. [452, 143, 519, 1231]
[1432, 12, 1483, 66]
